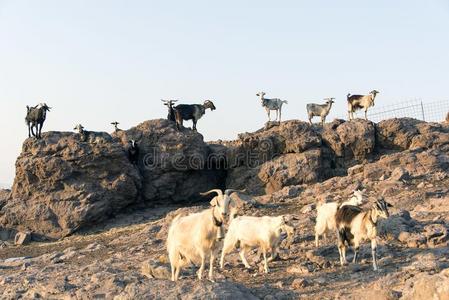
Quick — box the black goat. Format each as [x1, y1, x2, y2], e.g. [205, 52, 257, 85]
[25, 103, 51, 139]
[174, 100, 216, 131]
[128, 140, 139, 165]
[161, 99, 178, 122]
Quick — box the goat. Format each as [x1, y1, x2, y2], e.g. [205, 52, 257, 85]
[219, 215, 293, 273]
[25, 103, 51, 139]
[335, 197, 393, 271]
[128, 140, 139, 165]
[111, 121, 120, 132]
[306, 98, 335, 126]
[315, 189, 365, 247]
[74, 124, 85, 135]
[74, 124, 90, 142]
[161, 99, 178, 122]
[256, 92, 288, 122]
[167, 189, 240, 281]
[445, 112, 449, 124]
[173, 100, 216, 131]
[347, 90, 379, 120]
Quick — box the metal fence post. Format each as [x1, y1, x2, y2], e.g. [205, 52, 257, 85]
[420, 101, 425, 121]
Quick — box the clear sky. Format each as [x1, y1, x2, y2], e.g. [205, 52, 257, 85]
[1, 0, 448, 186]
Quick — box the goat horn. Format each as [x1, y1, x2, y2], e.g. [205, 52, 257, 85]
[224, 189, 246, 196]
[200, 189, 223, 198]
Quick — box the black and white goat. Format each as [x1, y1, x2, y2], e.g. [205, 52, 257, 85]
[306, 97, 335, 126]
[347, 90, 379, 120]
[256, 92, 288, 122]
[173, 100, 216, 131]
[335, 197, 392, 271]
[128, 140, 139, 165]
[161, 99, 178, 122]
[25, 103, 51, 139]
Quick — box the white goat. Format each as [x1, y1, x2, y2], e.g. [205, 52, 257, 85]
[256, 92, 288, 122]
[166, 189, 239, 282]
[347, 90, 379, 120]
[306, 97, 335, 125]
[335, 197, 392, 271]
[314, 189, 365, 247]
[219, 215, 293, 273]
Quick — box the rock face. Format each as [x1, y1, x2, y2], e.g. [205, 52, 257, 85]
[0, 132, 141, 239]
[114, 119, 226, 203]
[218, 119, 377, 194]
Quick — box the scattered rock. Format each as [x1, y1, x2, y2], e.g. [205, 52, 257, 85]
[141, 260, 171, 280]
[14, 231, 31, 245]
[291, 278, 310, 289]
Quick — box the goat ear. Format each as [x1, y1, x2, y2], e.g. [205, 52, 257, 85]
[210, 197, 218, 207]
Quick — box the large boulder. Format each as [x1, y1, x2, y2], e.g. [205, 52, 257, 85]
[322, 118, 376, 161]
[401, 269, 449, 300]
[227, 150, 322, 194]
[0, 131, 141, 239]
[114, 119, 225, 203]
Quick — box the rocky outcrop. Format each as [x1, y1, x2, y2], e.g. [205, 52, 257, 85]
[377, 117, 449, 151]
[114, 119, 225, 203]
[2, 117, 448, 238]
[219, 119, 376, 194]
[0, 132, 141, 239]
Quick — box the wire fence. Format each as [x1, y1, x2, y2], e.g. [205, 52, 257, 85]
[342, 99, 449, 123]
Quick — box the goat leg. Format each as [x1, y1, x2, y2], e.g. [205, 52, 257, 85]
[353, 246, 359, 263]
[239, 248, 251, 269]
[31, 124, 36, 138]
[37, 123, 42, 139]
[262, 248, 269, 273]
[198, 254, 205, 280]
[371, 239, 378, 271]
[208, 253, 215, 282]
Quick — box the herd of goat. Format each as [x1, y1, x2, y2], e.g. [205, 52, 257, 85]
[167, 189, 392, 281]
[23, 90, 389, 282]
[24, 89, 380, 139]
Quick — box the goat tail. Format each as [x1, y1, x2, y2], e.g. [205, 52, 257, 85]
[346, 93, 351, 101]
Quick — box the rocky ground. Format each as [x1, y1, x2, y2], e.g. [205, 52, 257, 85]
[0, 117, 448, 299]
[1, 168, 448, 299]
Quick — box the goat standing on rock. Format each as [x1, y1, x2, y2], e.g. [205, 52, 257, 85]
[25, 103, 51, 139]
[347, 90, 379, 120]
[161, 99, 178, 122]
[173, 100, 216, 132]
[128, 140, 139, 165]
[306, 97, 335, 126]
[257, 92, 288, 122]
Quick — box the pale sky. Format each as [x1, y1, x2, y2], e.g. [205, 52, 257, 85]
[1, 0, 448, 186]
